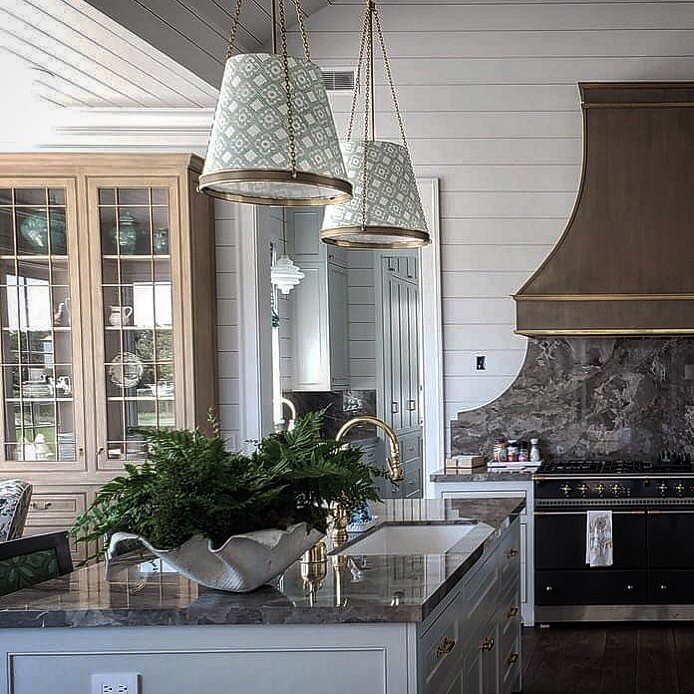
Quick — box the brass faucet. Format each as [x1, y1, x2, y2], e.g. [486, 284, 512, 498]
[280, 396, 298, 431]
[332, 415, 404, 545]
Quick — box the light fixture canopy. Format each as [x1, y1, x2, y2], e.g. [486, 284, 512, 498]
[271, 254, 305, 294]
[199, 0, 352, 206]
[320, 0, 430, 249]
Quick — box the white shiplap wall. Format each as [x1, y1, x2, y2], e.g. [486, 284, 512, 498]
[298, 0, 694, 447]
[347, 249, 377, 391]
[214, 200, 241, 451]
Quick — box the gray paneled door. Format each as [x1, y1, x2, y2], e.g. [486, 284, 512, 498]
[378, 254, 423, 499]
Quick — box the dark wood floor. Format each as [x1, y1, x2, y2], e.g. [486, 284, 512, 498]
[522, 624, 694, 694]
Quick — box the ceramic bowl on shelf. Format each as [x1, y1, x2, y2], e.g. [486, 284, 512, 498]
[107, 523, 324, 593]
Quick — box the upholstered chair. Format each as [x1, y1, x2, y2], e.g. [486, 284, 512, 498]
[0, 479, 33, 542]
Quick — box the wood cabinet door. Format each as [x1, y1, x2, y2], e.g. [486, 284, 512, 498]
[86, 178, 183, 470]
[0, 178, 87, 475]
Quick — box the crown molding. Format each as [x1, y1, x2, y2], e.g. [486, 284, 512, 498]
[40, 107, 215, 152]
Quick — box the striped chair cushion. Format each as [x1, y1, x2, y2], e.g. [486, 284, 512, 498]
[0, 480, 33, 542]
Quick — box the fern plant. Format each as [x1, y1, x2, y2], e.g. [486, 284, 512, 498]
[72, 411, 384, 555]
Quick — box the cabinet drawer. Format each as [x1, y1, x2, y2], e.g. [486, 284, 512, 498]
[27, 493, 86, 520]
[648, 570, 694, 603]
[497, 580, 521, 642]
[463, 555, 499, 648]
[536, 570, 646, 605]
[419, 590, 464, 693]
[404, 464, 422, 499]
[399, 432, 421, 464]
[499, 521, 522, 592]
[501, 629, 522, 694]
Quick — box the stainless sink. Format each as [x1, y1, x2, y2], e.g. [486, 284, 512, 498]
[337, 523, 478, 556]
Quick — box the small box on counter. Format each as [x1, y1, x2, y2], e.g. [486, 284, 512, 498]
[444, 455, 487, 472]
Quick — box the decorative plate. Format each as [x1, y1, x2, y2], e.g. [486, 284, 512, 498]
[108, 351, 144, 388]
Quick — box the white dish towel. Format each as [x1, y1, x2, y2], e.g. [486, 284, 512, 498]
[586, 510, 614, 567]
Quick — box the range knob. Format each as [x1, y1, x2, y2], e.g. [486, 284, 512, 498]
[577, 483, 588, 497]
[658, 482, 668, 496]
[675, 482, 685, 496]
[595, 483, 606, 496]
[560, 484, 572, 497]
[610, 484, 623, 497]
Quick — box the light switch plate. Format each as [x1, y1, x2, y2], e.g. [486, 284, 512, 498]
[91, 673, 141, 694]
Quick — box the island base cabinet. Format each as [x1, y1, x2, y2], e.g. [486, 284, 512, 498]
[417, 517, 522, 694]
[1, 519, 523, 694]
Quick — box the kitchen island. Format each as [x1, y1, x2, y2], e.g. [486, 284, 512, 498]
[0, 497, 524, 694]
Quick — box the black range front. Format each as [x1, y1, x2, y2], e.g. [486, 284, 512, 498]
[534, 458, 694, 622]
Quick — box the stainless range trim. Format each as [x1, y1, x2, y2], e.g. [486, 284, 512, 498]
[536, 604, 694, 623]
[535, 497, 694, 508]
[534, 510, 645, 515]
[535, 473, 694, 480]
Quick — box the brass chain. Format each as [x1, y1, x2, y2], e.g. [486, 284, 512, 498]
[347, 7, 370, 141]
[278, 0, 298, 177]
[289, 0, 311, 60]
[225, 0, 245, 59]
[374, 6, 409, 149]
[360, 2, 373, 230]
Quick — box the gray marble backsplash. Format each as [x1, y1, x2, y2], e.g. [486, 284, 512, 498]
[451, 338, 694, 460]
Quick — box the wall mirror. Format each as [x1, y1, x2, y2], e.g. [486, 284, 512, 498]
[239, 178, 442, 499]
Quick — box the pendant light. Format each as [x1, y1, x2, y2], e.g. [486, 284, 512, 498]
[320, 0, 430, 249]
[271, 210, 305, 294]
[199, 0, 353, 206]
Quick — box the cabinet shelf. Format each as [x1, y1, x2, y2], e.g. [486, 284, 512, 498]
[103, 325, 172, 331]
[102, 255, 171, 261]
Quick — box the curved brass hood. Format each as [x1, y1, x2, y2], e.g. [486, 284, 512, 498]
[515, 82, 694, 336]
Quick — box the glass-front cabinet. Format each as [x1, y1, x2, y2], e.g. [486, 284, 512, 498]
[0, 156, 217, 560]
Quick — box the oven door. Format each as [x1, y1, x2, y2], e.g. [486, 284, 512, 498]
[536, 510, 646, 570]
[647, 510, 694, 603]
[535, 510, 647, 606]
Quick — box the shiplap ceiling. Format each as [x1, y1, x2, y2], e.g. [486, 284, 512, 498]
[83, 0, 333, 86]
[0, 0, 333, 109]
[0, 0, 220, 107]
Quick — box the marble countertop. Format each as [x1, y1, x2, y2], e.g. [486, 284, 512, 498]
[430, 468, 535, 483]
[0, 497, 524, 629]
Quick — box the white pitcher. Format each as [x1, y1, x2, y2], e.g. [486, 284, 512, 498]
[109, 306, 133, 327]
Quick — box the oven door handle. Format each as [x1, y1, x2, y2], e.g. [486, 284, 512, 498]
[648, 510, 694, 515]
[534, 510, 646, 515]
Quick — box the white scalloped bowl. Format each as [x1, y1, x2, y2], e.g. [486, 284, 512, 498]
[108, 523, 324, 592]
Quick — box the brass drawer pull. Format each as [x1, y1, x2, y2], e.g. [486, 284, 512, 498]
[507, 652, 520, 665]
[31, 501, 53, 511]
[506, 548, 520, 559]
[436, 636, 456, 658]
[506, 605, 519, 619]
[479, 636, 495, 652]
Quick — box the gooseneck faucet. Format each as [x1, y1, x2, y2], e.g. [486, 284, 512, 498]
[332, 415, 404, 545]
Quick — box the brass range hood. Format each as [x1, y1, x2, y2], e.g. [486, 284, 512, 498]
[515, 82, 694, 336]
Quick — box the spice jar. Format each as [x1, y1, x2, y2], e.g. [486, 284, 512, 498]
[507, 439, 520, 462]
[518, 440, 529, 462]
[530, 438, 542, 463]
[493, 437, 508, 462]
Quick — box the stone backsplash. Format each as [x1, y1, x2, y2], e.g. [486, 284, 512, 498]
[451, 338, 694, 460]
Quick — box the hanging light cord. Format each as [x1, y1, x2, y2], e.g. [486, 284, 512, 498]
[373, 5, 409, 150]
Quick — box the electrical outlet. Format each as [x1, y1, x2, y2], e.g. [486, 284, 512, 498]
[91, 673, 141, 694]
[476, 355, 486, 371]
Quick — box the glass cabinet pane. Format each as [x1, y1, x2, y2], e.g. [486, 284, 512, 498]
[98, 186, 175, 462]
[0, 186, 76, 462]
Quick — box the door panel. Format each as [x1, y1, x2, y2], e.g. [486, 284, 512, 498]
[648, 511, 694, 568]
[536, 569, 647, 605]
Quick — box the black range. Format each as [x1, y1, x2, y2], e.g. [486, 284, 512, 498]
[533, 455, 694, 622]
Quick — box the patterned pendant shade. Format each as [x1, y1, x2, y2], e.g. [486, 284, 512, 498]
[320, 0, 430, 249]
[199, 53, 352, 206]
[321, 140, 429, 249]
